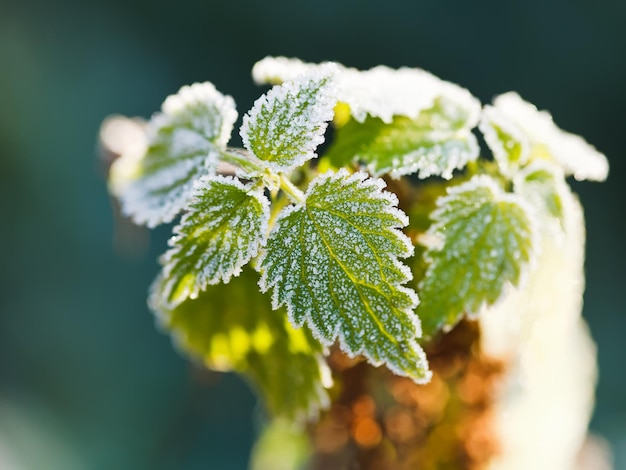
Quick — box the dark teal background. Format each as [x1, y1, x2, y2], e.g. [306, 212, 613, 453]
[1, 0, 624, 468]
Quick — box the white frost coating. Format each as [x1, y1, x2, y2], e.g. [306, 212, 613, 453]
[513, 160, 570, 238]
[338, 66, 480, 125]
[160, 82, 238, 148]
[160, 174, 270, 307]
[251, 56, 481, 126]
[257, 169, 431, 384]
[492, 92, 608, 182]
[432, 174, 539, 265]
[480, 185, 597, 470]
[418, 174, 539, 335]
[240, 65, 339, 173]
[252, 56, 326, 85]
[384, 136, 480, 180]
[110, 82, 238, 227]
[479, 105, 531, 176]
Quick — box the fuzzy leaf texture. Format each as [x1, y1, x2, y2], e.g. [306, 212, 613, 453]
[150, 268, 331, 422]
[324, 98, 480, 179]
[159, 175, 269, 308]
[109, 82, 238, 227]
[240, 67, 337, 173]
[417, 175, 536, 338]
[259, 170, 431, 384]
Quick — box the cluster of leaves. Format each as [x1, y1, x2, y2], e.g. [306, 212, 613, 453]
[109, 57, 608, 423]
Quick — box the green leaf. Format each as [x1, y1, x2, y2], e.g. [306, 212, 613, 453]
[417, 175, 537, 338]
[323, 98, 479, 179]
[252, 57, 481, 126]
[150, 268, 331, 422]
[240, 67, 337, 172]
[258, 169, 431, 384]
[479, 104, 530, 176]
[109, 82, 237, 227]
[490, 92, 608, 182]
[159, 175, 269, 308]
[514, 161, 567, 226]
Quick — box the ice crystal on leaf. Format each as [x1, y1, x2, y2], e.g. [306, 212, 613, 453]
[324, 99, 480, 179]
[109, 82, 238, 227]
[252, 56, 321, 86]
[258, 169, 431, 384]
[252, 56, 480, 179]
[159, 175, 269, 308]
[103, 56, 609, 428]
[150, 268, 331, 422]
[491, 92, 608, 182]
[480, 104, 531, 177]
[417, 175, 537, 338]
[252, 56, 480, 126]
[240, 67, 338, 173]
[514, 161, 568, 227]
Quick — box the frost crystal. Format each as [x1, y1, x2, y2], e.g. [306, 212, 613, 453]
[480, 104, 531, 177]
[240, 66, 338, 172]
[514, 161, 569, 229]
[109, 82, 238, 227]
[417, 175, 537, 338]
[324, 100, 480, 180]
[258, 169, 431, 384]
[491, 92, 608, 182]
[252, 56, 323, 85]
[252, 56, 481, 125]
[159, 175, 269, 308]
[253, 57, 480, 179]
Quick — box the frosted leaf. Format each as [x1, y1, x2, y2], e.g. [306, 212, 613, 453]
[251, 56, 481, 125]
[159, 175, 269, 308]
[337, 66, 480, 125]
[252, 56, 321, 85]
[479, 104, 531, 177]
[324, 98, 480, 179]
[150, 268, 331, 422]
[109, 82, 238, 227]
[492, 92, 608, 182]
[417, 175, 537, 338]
[240, 67, 338, 172]
[514, 161, 568, 226]
[258, 169, 431, 384]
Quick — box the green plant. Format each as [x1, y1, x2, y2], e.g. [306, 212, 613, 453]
[105, 57, 608, 468]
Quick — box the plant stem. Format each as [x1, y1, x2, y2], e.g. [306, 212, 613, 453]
[279, 174, 306, 204]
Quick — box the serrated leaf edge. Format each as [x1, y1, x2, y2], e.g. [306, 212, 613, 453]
[421, 174, 540, 316]
[256, 169, 429, 382]
[479, 105, 531, 176]
[240, 66, 339, 173]
[160, 174, 270, 305]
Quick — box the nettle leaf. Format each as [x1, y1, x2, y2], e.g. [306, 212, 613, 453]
[323, 98, 480, 179]
[491, 92, 608, 182]
[150, 268, 331, 422]
[252, 56, 319, 86]
[109, 82, 238, 227]
[479, 104, 530, 176]
[417, 175, 537, 338]
[514, 161, 567, 225]
[159, 175, 270, 308]
[258, 169, 431, 384]
[252, 56, 481, 126]
[240, 67, 337, 173]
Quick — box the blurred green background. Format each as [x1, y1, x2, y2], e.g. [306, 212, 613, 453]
[1, 0, 624, 468]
